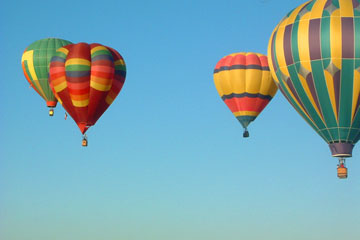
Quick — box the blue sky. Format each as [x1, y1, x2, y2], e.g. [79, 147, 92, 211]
[1, 0, 359, 239]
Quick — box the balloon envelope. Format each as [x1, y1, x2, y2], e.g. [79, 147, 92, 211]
[21, 38, 72, 108]
[214, 52, 278, 134]
[49, 42, 126, 134]
[268, 0, 360, 157]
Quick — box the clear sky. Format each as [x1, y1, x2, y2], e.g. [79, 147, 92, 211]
[1, 0, 359, 239]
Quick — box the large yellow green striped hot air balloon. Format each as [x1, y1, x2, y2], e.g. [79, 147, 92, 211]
[214, 52, 278, 137]
[268, 0, 360, 178]
[21, 38, 72, 116]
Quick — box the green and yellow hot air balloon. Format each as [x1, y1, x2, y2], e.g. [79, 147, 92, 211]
[268, 0, 360, 178]
[21, 38, 72, 116]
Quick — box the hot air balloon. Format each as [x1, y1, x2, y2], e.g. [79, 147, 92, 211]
[49, 42, 126, 146]
[213, 52, 278, 137]
[21, 38, 72, 116]
[268, 0, 360, 178]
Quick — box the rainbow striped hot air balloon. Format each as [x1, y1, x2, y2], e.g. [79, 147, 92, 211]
[268, 0, 360, 178]
[213, 52, 278, 137]
[21, 38, 72, 116]
[49, 42, 126, 146]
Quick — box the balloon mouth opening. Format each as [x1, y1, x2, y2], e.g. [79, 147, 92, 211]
[46, 101, 57, 107]
[333, 154, 352, 157]
[77, 122, 91, 134]
[329, 142, 354, 158]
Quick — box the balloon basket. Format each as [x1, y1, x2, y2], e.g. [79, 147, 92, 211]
[82, 136, 88, 147]
[49, 108, 54, 117]
[243, 130, 249, 138]
[337, 158, 348, 179]
[337, 168, 347, 179]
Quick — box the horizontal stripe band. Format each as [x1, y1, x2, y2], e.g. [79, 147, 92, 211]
[214, 64, 269, 73]
[65, 58, 91, 66]
[54, 81, 67, 92]
[66, 71, 90, 77]
[115, 70, 126, 77]
[222, 92, 273, 101]
[92, 55, 113, 62]
[233, 111, 259, 117]
[57, 47, 69, 55]
[51, 56, 66, 63]
[115, 59, 125, 65]
[71, 99, 89, 107]
[91, 46, 108, 54]
[91, 81, 112, 91]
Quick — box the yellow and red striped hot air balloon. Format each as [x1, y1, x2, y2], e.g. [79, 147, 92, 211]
[214, 52, 278, 137]
[49, 42, 126, 146]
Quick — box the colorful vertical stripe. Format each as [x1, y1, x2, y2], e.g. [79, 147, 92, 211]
[268, 0, 360, 157]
